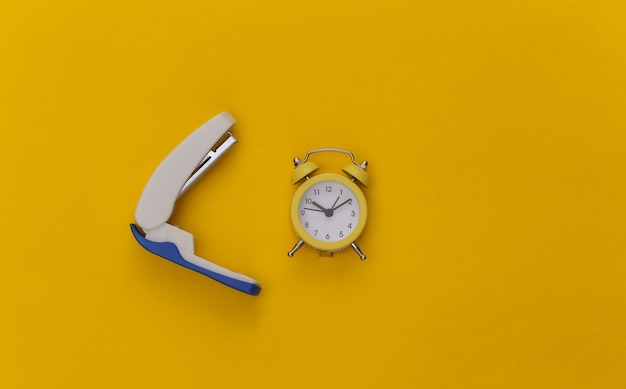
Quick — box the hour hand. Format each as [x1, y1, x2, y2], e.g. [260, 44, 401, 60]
[311, 201, 328, 211]
[310, 201, 334, 217]
[304, 201, 328, 213]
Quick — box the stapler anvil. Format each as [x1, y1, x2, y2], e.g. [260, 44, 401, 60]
[130, 112, 261, 295]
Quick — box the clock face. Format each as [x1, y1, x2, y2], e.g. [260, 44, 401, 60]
[297, 179, 361, 243]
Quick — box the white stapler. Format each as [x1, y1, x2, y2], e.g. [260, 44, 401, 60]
[130, 112, 261, 295]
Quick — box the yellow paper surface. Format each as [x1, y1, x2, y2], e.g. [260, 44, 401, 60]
[2, 1, 625, 387]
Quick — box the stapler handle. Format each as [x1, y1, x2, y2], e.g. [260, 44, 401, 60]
[135, 112, 235, 230]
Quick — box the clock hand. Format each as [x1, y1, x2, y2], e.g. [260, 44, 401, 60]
[311, 201, 328, 211]
[331, 198, 352, 211]
[331, 196, 340, 209]
[311, 201, 334, 217]
[303, 208, 325, 212]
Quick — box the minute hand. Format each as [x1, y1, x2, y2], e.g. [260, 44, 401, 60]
[331, 198, 352, 211]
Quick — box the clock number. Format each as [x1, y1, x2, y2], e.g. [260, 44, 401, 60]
[314, 230, 318, 236]
[340, 189, 343, 195]
[351, 210, 355, 217]
[325, 186, 332, 193]
[348, 223, 352, 229]
[301, 210, 305, 216]
[313, 189, 320, 195]
[325, 234, 330, 240]
[304, 222, 309, 228]
[339, 231, 344, 238]
[305, 198, 312, 204]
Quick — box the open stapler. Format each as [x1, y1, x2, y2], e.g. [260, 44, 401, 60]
[130, 112, 261, 295]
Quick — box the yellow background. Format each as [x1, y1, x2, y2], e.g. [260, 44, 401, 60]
[1, 0, 625, 387]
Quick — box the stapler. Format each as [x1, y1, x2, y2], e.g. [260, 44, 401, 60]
[130, 112, 261, 295]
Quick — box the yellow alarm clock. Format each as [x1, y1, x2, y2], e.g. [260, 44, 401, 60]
[288, 148, 369, 260]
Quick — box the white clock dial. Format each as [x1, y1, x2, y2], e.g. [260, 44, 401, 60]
[297, 179, 361, 242]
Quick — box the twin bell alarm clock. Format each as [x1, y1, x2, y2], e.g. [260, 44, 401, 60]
[288, 148, 369, 260]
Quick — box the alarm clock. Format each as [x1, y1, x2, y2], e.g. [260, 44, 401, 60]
[288, 148, 369, 260]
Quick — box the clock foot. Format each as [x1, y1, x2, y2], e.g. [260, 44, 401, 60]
[288, 239, 305, 257]
[351, 242, 366, 261]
